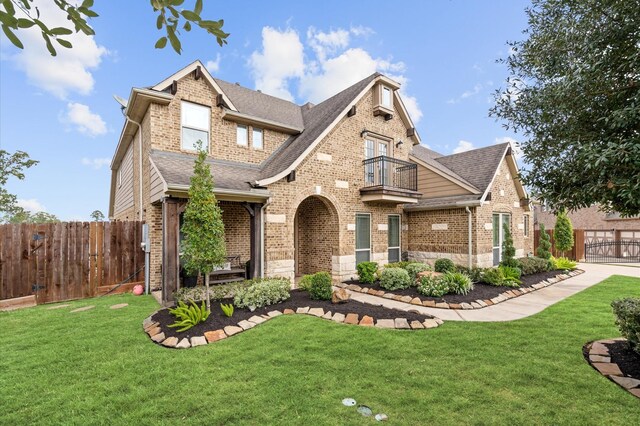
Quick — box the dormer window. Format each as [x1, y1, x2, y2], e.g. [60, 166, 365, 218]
[373, 82, 396, 118]
[382, 86, 392, 108]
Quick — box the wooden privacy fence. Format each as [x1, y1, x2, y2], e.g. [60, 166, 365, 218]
[534, 229, 585, 261]
[0, 221, 144, 304]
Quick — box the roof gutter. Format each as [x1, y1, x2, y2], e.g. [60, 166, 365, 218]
[166, 184, 271, 200]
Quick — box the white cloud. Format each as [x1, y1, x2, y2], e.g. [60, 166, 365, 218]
[453, 140, 475, 154]
[350, 25, 375, 38]
[17, 198, 46, 213]
[206, 53, 221, 73]
[447, 81, 494, 105]
[5, 0, 108, 99]
[248, 27, 305, 101]
[307, 27, 350, 62]
[62, 102, 107, 136]
[81, 157, 111, 169]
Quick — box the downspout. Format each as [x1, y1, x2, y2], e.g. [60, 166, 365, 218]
[260, 197, 273, 278]
[465, 206, 472, 269]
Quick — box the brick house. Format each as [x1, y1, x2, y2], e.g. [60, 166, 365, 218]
[108, 61, 531, 302]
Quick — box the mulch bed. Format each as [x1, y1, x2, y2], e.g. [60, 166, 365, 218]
[583, 338, 640, 399]
[343, 270, 562, 305]
[607, 340, 640, 379]
[151, 289, 435, 340]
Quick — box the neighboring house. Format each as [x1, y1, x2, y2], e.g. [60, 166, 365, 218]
[108, 60, 531, 302]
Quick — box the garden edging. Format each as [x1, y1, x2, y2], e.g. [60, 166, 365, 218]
[336, 269, 584, 310]
[583, 338, 640, 399]
[143, 306, 444, 349]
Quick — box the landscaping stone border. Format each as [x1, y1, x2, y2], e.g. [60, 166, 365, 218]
[584, 338, 640, 399]
[335, 270, 584, 310]
[143, 306, 444, 349]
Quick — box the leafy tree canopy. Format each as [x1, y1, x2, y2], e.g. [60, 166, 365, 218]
[0, 0, 229, 56]
[554, 210, 574, 256]
[0, 149, 38, 222]
[6, 207, 59, 223]
[491, 0, 640, 216]
[90, 210, 104, 221]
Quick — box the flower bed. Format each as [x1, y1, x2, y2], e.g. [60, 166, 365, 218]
[339, 269, 584, 310]
[143, 290, 441, 349]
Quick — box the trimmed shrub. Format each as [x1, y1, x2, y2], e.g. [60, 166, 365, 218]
[500, 222, 519, 268]
[499, 266, 522, 287]
[175, 281, 250, 304]
[309, 272, 333, 300]
[554, 210, 574, 257]
[554, 257, 577, 271]
[379, 267, 412, 291]
[405, 262, 431, 282]
[482, 267, 505, 286]
[233, 278, 291, 311]
[434, 258, 455, 273]
[517, 257, 548, 275]
[611, 298, 640, 355]
[417, 275, 450, 297]
[384, 261, 413, 269]
[455, 265, 485, 282]
[442, 272, 473, 295]
[357, 261, 378, 284]
[537, 223, 552, 260]
[298, 274, 313, 291]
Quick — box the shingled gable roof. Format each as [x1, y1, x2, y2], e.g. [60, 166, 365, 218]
[255, 72, 381, 184]
[411, 145, 479, 192]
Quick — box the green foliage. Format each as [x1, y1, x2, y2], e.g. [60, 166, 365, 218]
[611, 298, 640, 355]
[0, 149, 38, 222]
[220, 303, 234, 318]
[298, 274, 313, 291]
[500, 222, 519, 268]
[379, 267, 412, 291]
[356, 261, 378, 284]
[0, 0, 229, 56]
[404, 262, 431, 283]
[174, 282, 250, 304]
[417, 275, 449, 298]
[384, 261, 416, 269]
[6, 208, 59, 224]
[499, 266, 522, 287]
[90, 210, 104, 221]
[434, 258, 455, 273]
[482, 267, 505, 286]
[233, 278, 291, 311]
[490, 0, 640, 216]
[537, 223, 552, 260]
[554, 211, 574, 257]
[553, 257, 577, 271]
[517, 257, 549, 275]
[442, 272, 474, 295]
[455, 265, 486, 283]
[168, 300, 210, 332]
[308, 272, 333, 300]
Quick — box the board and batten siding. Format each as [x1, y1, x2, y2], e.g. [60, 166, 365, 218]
[113, 144, 135, 215]
[149, 160, 166, 204]
[416, 165, 473, 199]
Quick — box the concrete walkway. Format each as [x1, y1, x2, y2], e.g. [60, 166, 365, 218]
[346, 263, 640, 322]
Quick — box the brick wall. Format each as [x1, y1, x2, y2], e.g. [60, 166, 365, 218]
[295, 196, 338, 275]
[534, 204, 640, 231]
[219, 201, 251, 263]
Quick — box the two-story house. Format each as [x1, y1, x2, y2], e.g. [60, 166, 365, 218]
[109, 60, 531, 303]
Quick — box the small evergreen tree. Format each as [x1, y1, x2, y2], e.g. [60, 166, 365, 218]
[500, 222, 518, 268]
[90, 210, 105, 221]
[536, 223, 552, 260]
[554, 210, 574, 258]
[181, 141, 226, 310]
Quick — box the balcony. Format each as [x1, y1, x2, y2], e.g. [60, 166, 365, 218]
[360, 156, 421, 204]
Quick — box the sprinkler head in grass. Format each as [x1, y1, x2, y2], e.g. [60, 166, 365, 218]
[342, 398, 356, 407]
[357, 405, 372, 416]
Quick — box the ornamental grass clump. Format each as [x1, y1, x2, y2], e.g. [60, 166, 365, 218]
[379, 267, 411, 291]
[553, 257, 577, 271]
[168, 300, 210, 332]
[611, 298, 640, 355]
[233, 278, 291, 311]
[499, 266, 522, 287]
[442, 272, 473, 295]
[482, 267, 505, 287]
[309, 272, 333, 300]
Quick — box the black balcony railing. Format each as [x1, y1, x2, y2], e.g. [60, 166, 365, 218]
[362, 155, 417, 191]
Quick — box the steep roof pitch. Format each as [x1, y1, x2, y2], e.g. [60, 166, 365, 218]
[411, 144, 478, 191]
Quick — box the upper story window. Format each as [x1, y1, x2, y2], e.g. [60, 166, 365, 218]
[236, 124, 248, 146]
[252, 127, 263, 150]
[382, 86, 392, 108]
[181, 101, 210, 151]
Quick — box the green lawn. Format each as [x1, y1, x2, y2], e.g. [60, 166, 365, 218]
[1, 275, 639, 425]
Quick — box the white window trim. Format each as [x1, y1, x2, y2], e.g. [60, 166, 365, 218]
[381, 85, 393, 108]
[388, 214, 401, 262]
[236, 124, 248, 146]
[252, 127, 263, 150]
[180, 101, 210, 152]
[524, 215, 530, 238]
[355, 212, 372, 264]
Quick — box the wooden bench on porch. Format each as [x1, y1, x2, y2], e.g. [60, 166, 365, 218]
[209, 256, 247, 284]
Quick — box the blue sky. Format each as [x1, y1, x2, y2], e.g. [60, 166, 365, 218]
[0, 0, 530, 220]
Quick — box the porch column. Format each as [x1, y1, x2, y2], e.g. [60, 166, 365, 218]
[244, 202, 263, 279]
[162, 198, 180, 304]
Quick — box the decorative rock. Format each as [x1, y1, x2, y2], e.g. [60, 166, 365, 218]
[422, 300, 436, 307]
[296, 306, 310, 314]
[394, 318, 410, 329]
[375, 319, 395, 329]
[346, 284, 361, 291]
[484, 300, 494, 306]
[410, 297, 422, 306]
[592, 362, 622, 376]
[422, 319, 439, 329]
[322, 311, 333, 319]
[475, 300, 488, 307]
[224, 325, 243, 336]
[151, 332, 165, 343]
[308, 308, 325, 317]
[630, 389, 640, 398]
[161, 336, 179, 347]
[392, 295, 405, 302]
[70, 305, 94, 313]
[367, 288, 378, 295]
[435, 318, 444, 325]
[449, 303, 462, 310]
[334, 282, 347, 288]
[374, 290, 386, 297]
[237, 320, 256, 330]
[410, 320, 424, 329]
[146, 326, 162, 337]
[361, 287, 369, 293]
[248, 315, 267, 324]
[332, 312, 346, 323]
[589, 355, 610, 363]
[47, 304, 70, 310]
[344, 313, 359, 325]
[190, 336, 207, 347]
[383, 294, 396, 300]
[359, 315, 374, 326]
[374, 414, 388, 422]
[470, 302, 482, 309]
[110, 303, 128, 310]
[283, 308, 295, 315]
[435, 302, 449, 309]
[144, 322, 159, 332]
[176, 338, 191, 349]
[204, 329, 227, 343]
[610, 375, 640, 389]
[590, 342, 609, 356]
[399, 296, 413, 304]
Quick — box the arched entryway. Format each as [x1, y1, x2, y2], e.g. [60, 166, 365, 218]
[294, 196, 339, 276]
